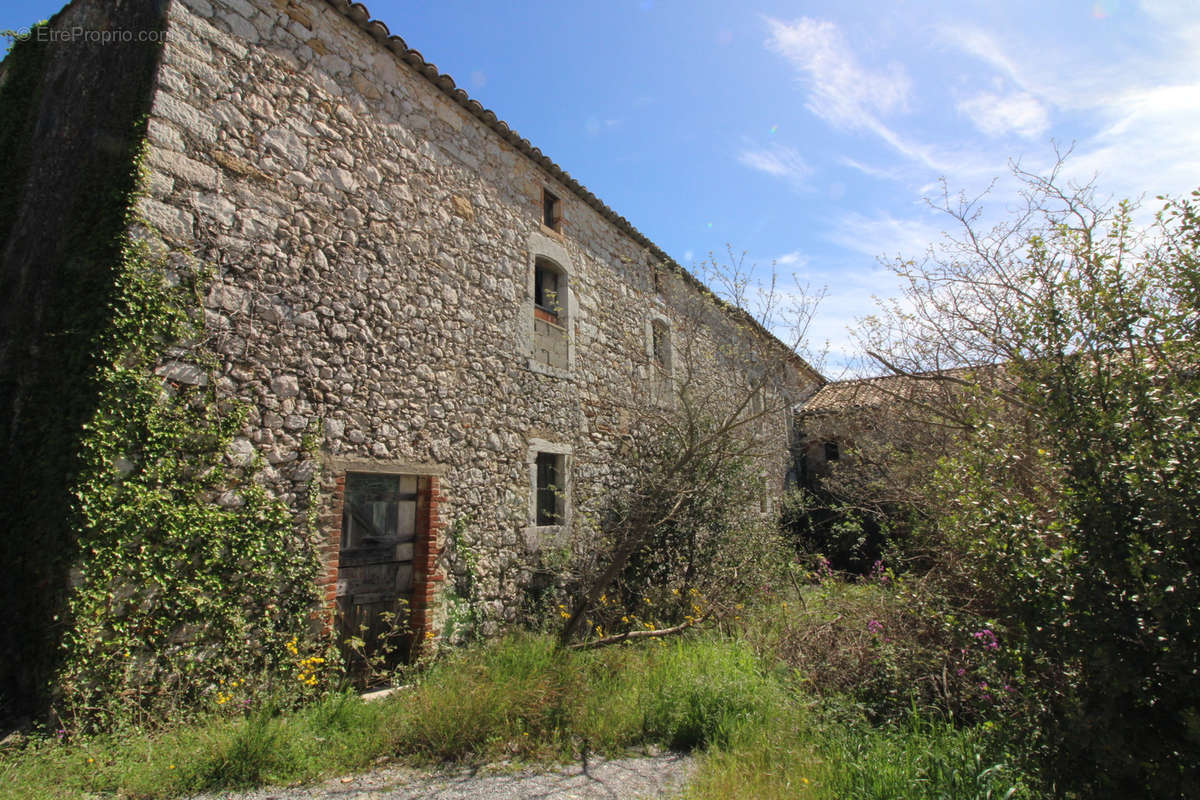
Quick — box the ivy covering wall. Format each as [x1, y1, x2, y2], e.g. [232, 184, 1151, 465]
[0, 4, 324, 732]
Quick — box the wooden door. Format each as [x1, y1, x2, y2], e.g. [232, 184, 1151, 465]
[337, 473, 425, 679]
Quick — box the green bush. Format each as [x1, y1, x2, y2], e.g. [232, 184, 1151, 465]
[780, 488, 904, 575]
[860, 173, 1200, 795]
[739, 579, 1014, 725]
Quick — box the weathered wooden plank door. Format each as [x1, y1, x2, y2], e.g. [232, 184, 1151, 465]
[337, 473, 425, 679]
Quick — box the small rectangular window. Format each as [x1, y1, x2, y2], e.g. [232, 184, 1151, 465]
[542, 188, 560, 230]
[535, 452, 563, 525]
[824, 442, 840, 462]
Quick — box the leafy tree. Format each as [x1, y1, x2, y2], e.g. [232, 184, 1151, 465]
[860, 163, 1200, 795]
[556, 253, 820, 647]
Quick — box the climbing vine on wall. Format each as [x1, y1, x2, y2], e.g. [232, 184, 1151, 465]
[52, 173, 325, 733]
[1, 21, 329, 731]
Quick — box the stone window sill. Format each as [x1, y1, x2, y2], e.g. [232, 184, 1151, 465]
[528, 359, 573, 380]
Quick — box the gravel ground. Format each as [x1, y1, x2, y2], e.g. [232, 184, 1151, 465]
[189, 752, 694, 800]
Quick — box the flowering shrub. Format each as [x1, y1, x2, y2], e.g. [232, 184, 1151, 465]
[742, 576, 1018, 724]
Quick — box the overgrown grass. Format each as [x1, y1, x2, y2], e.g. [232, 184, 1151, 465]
[0, 634, 775, 799]
[1, 593, 1042, 800]
[687, 702, 1036, 800]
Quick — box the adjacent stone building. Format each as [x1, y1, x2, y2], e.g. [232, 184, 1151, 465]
[1, 0, 822, 685]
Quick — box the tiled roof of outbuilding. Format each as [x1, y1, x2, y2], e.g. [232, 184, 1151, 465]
[801, 367, 980, 414]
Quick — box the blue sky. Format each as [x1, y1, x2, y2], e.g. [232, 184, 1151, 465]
[4, 1, 1199, 374]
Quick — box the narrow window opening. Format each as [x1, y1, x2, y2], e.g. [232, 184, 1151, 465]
[824, 441, 840, 462]
[535, 452, 563, 525]
[651, 320, 670, 369]
[532, 258, 568, 370]
[542, 188, 560, 230]
[534, 261, 561, 319]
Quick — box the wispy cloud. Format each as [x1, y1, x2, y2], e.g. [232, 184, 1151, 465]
[1066, 84, 1200, 204]
[773, 249, 809, 267]
[827, 211, 948, 261]
[737, 144, 813, 187]
[765, 17, 910, 131]
[763, 17, 958, 172]
[939, 17, 1200, 201]
[837, 156, 906, 182]
[957, 90, 1049, 139]
[938, 25, 1027, 90]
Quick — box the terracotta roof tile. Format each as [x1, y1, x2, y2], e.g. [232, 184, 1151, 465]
[801, 367, 980, 414]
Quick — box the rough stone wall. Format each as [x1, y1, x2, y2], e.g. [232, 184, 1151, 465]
[139, 0, 817, 634]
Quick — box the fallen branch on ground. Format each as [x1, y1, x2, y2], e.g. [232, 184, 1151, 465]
[567, 614, 712, 650]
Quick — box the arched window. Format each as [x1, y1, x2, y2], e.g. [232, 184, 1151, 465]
[525, 231, 574, 377]
[532, 257, 568, 370]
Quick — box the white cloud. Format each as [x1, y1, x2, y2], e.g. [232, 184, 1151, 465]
[773, 250, 809, 267]
[957, 90, 1049, 139]
[763, 17, 965, 173]
[1067, 83, 1200, 205]
[935, 16, 1200, 200]
[937, 25, 1027, 91]
[764, 17, 910, 131]
[838, 156, 905, 182]
[827, 211, 948, 261]
[737, 144, 813, 187]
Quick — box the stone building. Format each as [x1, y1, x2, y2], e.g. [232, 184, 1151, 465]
[0, 0, 822, 683]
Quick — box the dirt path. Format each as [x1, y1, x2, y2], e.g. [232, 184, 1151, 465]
[190, 752, 694, 800]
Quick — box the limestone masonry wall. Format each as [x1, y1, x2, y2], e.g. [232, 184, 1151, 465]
[138, 0, 820, 636]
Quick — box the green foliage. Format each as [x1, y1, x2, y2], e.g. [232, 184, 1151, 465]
[691, 701, 1037, 800]
[2, 613, 1044, 800]
[48, 221, 323, 732]
[191, 708, 291, 790]
[440, 515, 487, 645]
[739, 578, 1015, 726]
[810, 704, 1035, 800]
[781, 487, 906, 575]
[564, 408, 794, 645]
[883, 176, 1200, 795]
